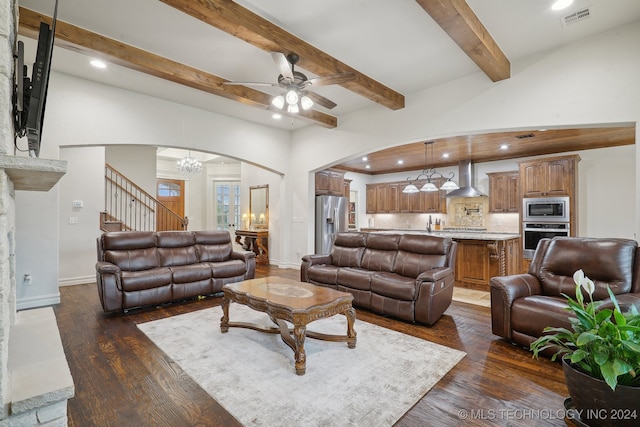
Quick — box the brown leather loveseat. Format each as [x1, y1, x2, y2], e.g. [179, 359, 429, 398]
[490, 236, 640, 348]
[300, 232, 457, 325]
[96, 230, 255, 313]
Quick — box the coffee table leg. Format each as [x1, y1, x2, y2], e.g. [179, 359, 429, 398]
[220, 297, 230, 333]
[293, 324, 307, 375]
[345, 307, 357, 349]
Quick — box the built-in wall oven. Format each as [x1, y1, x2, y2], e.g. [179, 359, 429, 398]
[523, 222, 570, 258]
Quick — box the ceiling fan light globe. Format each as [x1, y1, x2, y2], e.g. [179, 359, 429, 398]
[285, 89, 299, 105]
[272, 95, 285, 109]
[300, 95, 314, 110]
[440, 180, 459, 190]
[287, 103, 299, 114]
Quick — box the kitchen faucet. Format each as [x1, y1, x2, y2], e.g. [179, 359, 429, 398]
[427, 215, 432, 233]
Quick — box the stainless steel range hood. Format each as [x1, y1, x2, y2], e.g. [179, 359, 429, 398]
[445, 159, 486, 198]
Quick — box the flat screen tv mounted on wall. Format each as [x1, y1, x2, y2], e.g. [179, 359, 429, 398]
[13, 3, 58, 158]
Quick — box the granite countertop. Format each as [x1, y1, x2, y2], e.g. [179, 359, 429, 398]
[360, 228, 520, 241]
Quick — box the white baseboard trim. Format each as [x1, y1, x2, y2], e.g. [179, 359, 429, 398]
[58, 275, 95, 287]
[272, 261, 301, 270]
[17, 293, 60, 311]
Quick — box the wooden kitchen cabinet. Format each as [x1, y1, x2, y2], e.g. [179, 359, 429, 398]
[387, 183, 400, 213]
[315, 170, 346, 196]
[455, 237, 521, 290]
[365, 183, 391, 213]
[519, 155, 579, 198]
[455, 240, 490, 287]
[487, 171, 519, 213]
[422, 178, 447, 213]
[366, 184, 377, 213]
[376, 184, 388, 212]
[343, 179, 351, 198]
[366, 180, 446, 214]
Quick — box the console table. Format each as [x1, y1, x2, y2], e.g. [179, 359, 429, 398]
[235, 229, 269, 265]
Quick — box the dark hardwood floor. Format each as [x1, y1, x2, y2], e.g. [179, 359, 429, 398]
[53, 266, 570, 426]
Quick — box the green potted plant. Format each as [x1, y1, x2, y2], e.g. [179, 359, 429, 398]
[530, 269, 640, 427]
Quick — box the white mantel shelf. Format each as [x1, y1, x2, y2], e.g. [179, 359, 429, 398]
[0, 154, 67, 191]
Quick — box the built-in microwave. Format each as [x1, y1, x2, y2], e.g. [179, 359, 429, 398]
[522, 197, 570, 223]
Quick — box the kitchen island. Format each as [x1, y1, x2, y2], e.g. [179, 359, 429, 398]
[360, 228, 521, 290]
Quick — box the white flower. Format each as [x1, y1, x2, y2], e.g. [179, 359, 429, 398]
[573, 269, 595, 296]
[573, 269, 584, 285]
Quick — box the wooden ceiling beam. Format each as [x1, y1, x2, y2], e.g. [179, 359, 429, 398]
[415, 0, 510, 82]
[159, 0, 405, 110]
[18, 7, 337, 128]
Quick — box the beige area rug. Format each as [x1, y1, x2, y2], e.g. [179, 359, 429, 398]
[452, 287, 491, 307]
[138, 304, 466, 427]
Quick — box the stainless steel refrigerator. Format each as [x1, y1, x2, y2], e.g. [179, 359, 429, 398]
[315, 195, 349, 254]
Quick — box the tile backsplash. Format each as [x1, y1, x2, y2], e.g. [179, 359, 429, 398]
[451, 199, 486, 228]
[365, 197, 519, 233]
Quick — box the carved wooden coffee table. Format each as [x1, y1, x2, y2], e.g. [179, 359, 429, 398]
[220, 277, 357, 375]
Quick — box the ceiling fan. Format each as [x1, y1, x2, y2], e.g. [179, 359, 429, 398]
[224, 52, 353, 113]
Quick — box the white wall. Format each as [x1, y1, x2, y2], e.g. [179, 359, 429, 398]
[58, 146, 105, 285]
[288, 21, 640, 259]
[105, 145, 158, 196]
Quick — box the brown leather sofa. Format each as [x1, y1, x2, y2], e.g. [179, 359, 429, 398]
[96, 230, 255, 313]
[300, 232, 457, 325]
[490, 236, 640, 348]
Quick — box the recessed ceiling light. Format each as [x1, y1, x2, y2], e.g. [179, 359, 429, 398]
[362, 156, 368, 161]
[551, 0, 573, 11]
[442, 153, 450, 158]
[272, 113, 282, 119]
[500, 144, 509, 150]
[90, 59, 107, 69]
[397, 160, 403, 165]
[365, 165, 371, 169]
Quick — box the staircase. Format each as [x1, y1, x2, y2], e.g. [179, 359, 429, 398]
[101, 163, 188, 232]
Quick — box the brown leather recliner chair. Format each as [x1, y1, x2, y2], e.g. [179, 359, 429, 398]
[490, 236, 640, 348]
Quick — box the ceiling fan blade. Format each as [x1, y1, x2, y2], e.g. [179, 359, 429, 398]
[305, 91, 338, 110]
[305, 72, 354, 88]
[271, 52, 294, 82]
[223, 81, 278, 87]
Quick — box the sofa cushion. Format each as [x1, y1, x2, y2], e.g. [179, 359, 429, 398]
[210, 259, 247, 278]
[370, 272, 417, 301]
[102, 231, 156, 251]
[102, 231, 161, 271]
[360, 234, 399, 272]
[392, 234, 450, 278]
[330, 233, 367, 267]
[194, 231, 233, 262]
[337, 267, 374, 291]
[157, 231, 198, 267]
[511, 295, 573, 338]
[169, 263, 212, 284]
[105, 247, 160, 271]
[121, 267, 172, 291]
[537, 237, 637, 299]
[307, 264, 340, 286]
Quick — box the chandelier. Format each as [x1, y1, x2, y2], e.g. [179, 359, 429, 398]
[402, 142, 459, 193]
[271, 88, 313, 113]
[176, 151, 202, 175]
